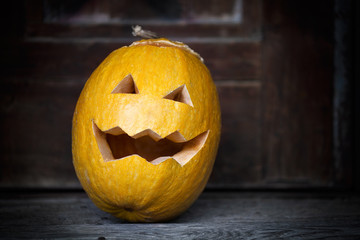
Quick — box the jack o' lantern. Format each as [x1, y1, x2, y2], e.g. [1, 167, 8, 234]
[72, 38, 221, 222]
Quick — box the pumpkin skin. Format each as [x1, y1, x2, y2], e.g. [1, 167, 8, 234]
[72, 38, 221, 222]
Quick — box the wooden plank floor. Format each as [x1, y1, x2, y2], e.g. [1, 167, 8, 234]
[0, 190, 360, 239]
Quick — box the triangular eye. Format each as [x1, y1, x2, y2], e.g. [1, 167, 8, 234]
[111, 74, 139, 94]
[163, 85, 193, 107]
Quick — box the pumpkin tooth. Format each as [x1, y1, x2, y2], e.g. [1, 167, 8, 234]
[165, 131, 186, 143]
[131, 129, 162, 141]
[104, 126, 125, 135]
[150, 156, 172, 165]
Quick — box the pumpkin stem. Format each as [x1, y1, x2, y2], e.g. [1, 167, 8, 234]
[132, 25, 157, 39]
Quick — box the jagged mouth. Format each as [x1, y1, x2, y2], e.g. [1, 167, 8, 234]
[92, 121, 209, 166]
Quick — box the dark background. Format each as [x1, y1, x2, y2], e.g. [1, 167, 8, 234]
[0, 0, 358, 191]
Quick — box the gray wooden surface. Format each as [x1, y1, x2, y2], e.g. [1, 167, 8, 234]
[1, 191, 359, 239]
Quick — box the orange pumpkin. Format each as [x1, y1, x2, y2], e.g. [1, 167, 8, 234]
[72, 38, 221, 222]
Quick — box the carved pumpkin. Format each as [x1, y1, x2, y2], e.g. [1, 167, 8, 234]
[72, 38, 221, 222]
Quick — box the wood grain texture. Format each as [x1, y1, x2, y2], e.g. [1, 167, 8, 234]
[0, 191, 359, 239]
[209, 83, 261, 188]
[261, 0, 334, 186]
[0, 81, 81, 188]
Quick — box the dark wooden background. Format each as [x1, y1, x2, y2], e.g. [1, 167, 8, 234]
[0, 0, 357, 190]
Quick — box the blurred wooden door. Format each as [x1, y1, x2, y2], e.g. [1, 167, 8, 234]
[0, 0, 354, 189]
